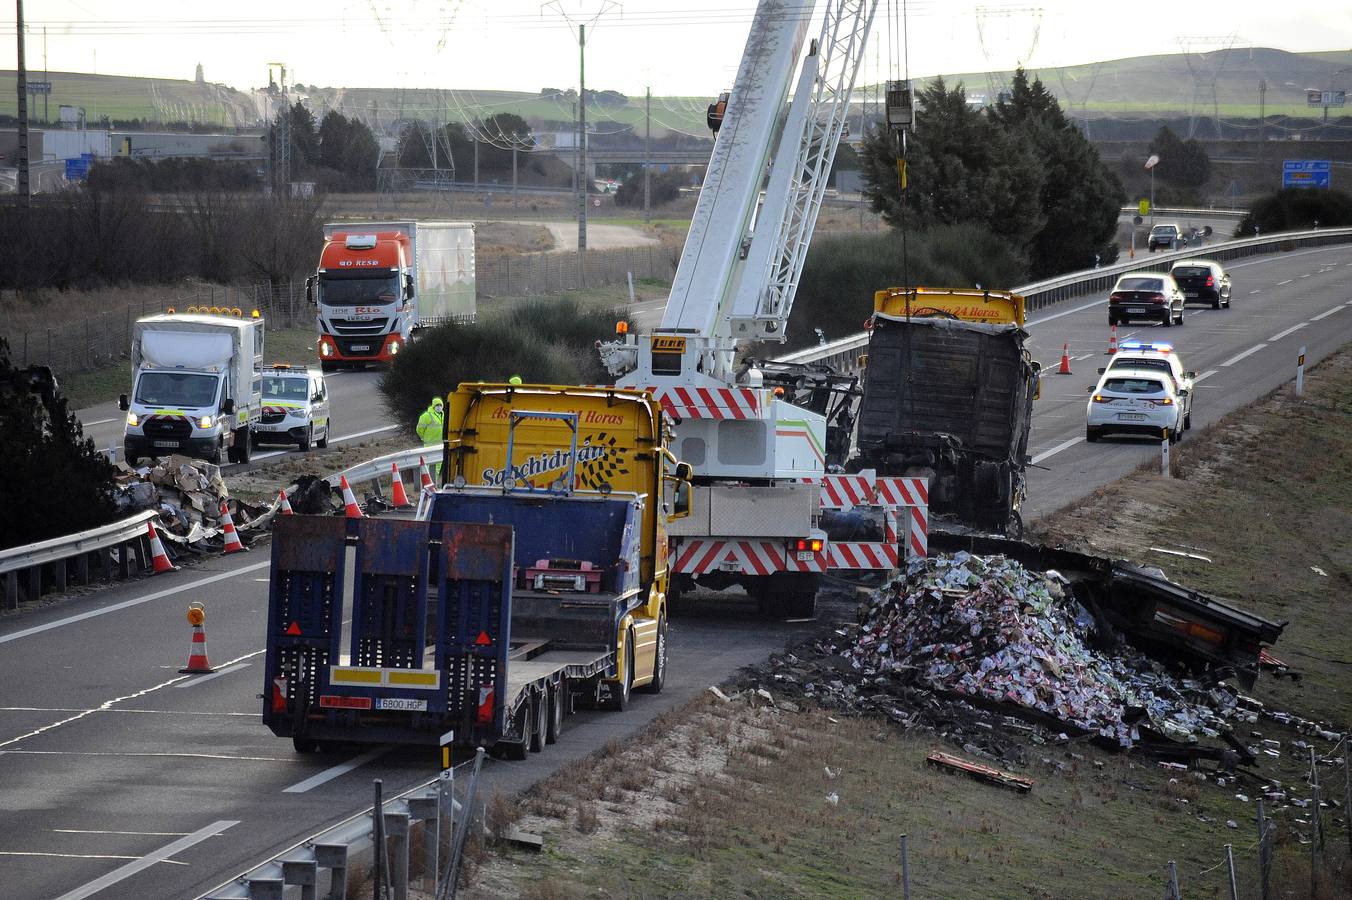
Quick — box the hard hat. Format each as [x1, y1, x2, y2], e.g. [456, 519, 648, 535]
[508, 375, 523, 385]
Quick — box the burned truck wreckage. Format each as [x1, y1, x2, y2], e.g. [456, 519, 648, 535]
[753, 534, 1289, 767]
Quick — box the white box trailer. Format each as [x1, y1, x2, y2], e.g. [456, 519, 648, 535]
[120, 313, 264, 465]
[318, 220, 476, 325]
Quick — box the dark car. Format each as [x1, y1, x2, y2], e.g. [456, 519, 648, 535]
[1108, 272, 1185, 327]
[1170, 259, 1231, 309]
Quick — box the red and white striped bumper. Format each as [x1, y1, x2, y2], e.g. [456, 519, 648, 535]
[671, 539, 825, 575]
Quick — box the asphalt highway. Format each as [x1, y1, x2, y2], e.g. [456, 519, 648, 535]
[10, 244, 1350, 899]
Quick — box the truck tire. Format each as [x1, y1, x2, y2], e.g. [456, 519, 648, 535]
[297, 425, 313, 453]
[601, 632, 633, 712]
[501, 701, 531, 761]
[208, 438, 223, 465]
[316, 421, 330, 449]
[292, 736, 321, 754]
[545, 683, 565, 745]
[529, 690, 548, 753]
[320, 360, 337, 373]
[236, 427, 252, 463]
[637, 615, 667, 695]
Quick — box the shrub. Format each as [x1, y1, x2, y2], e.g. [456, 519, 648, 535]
[378, 298, 628, 432]
[1236, 188, 1352, 236]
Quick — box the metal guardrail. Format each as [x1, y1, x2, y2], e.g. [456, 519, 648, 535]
[776, 226, 1352, 373]
[1119, 205, 1247, 219]
[325, 445, 436, 491]
[0, 510, 157, 610]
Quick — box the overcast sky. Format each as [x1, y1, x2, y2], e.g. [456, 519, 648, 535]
[4, 0, 1351, 97]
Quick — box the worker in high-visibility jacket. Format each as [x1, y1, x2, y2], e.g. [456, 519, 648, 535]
[416, 397, 444, 446]
[416, 397, 445, 481]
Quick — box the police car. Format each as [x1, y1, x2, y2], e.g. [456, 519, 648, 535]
[255, 365, 332, 452]
[1086, 367, 1185, 444]
[1098, 341, 1195, 430]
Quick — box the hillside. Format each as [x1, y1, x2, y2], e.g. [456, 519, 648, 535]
[4, 47, 1352, 134]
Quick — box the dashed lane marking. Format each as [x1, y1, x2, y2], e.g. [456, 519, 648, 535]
[1030, 436, 1084, 465]
[1221, 344, 1268, 367]
[173, 662, 251, 687]
[282, 747, 388, 794]
[52, 820, 238, 900]
[1268, 323, 1307, 342]
[1310, 306, 1344, 322]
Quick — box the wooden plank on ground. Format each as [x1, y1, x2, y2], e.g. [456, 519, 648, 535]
[926, 750, 1034, 794]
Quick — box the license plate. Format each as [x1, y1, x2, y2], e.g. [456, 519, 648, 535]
[1118, 413, 1147, 421]
[796, 550, 815, 561]
[375, 697, 427, 712]
[349, 344, 370, 352]
[1129, 308, 1146, 314]
[1184, 291, 1197, 298]
[153, 440, 178, 448]
[718, 561, 741, 573]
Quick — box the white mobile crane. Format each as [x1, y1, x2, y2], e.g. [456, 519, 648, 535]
[600, 0, 890, 616]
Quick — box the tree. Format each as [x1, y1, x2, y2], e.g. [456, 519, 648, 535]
[991, 70, 1125, 277]
[1149, 125, 1211, 190]
[318, 110, 379, 182]
[0, 340, 117, 550]
[615, 169, 683, 207]
[476, 114, 534, 173]
[860, 77, 1044, 254]
[1237, 187, 1352, 235]
[238, 194, 325, 292]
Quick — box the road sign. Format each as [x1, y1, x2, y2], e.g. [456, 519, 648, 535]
[1306, 90, 1346, 108]
[26, 81, 52, 94]
[1283, 160, 1332, 190]
[1138, 199, 1150, 216]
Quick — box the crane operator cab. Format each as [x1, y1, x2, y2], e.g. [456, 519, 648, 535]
[707, 91, 730, 135]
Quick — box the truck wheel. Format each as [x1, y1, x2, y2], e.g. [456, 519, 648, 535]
[502, 702, 531, 761]
[602, 633, 633, 712]
[125, 449, 140, 466]
[292, 736, 321, 754]
[320, 360, 337, 373]
[787, 590, 817, 619]
[637, 616, 667, 695]
[236, 428, 252, 463]
[297, 426, 313, 453]
[208, 439, 223, 465]
[316, 421, 330, 449]
[545, 683, 565, 745]
[529, 689, 548, 753]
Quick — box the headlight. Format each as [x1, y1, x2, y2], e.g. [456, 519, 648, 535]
[126, 412, 139, 427]
[389, 339, 400, 355]
[287, 408, 305, 419]
[198, 415, 213, 428]
[319, 342, 332, 357]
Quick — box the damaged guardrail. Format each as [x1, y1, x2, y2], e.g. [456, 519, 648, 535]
[777, 226, 1352, 374]
[1, 510, 157, 610]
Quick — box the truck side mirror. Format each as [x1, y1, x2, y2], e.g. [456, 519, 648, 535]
[404, 273, 415, 300]
[1097, 367, 1106, 374]
[221, 398, 235, 415]
[305, 275, 316, 305]
[674, 462, 693, 481]
[1186, 371, 1197, 379]
[671, 480, 692, 520]
[118, 394, 129, 411]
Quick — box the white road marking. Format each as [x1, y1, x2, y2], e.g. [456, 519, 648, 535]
[1310, 306, 1344, 322]
[0, 649, 264, 750]
[82, 418, 118, 427]
[53, 820, 238, 900]
[0, 852, 173, 862]
[1300, 274, 1311, 278]
[1268, 323, 1307, 342]
[283, 747, 387, 794]
[1030, 437, 1084, 465]
[4, 749, 289, 762]
[174, 662, 251, 687]
[0, 561, 271, 645]
[1221, 344, 1268, 367]
[1276, 279, 1293, 286]
[335, 424, 399, 442]
[1193, 370, 1219, 384]
[54, 830, 188, 836]
[1249, 290, 1262, 294]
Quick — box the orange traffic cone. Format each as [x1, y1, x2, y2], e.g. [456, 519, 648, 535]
[179, 602, 214, 674]
[418, 456, 435, 492]
[220, 502, 247, 554]
[1057, 342, 1073, 375]
[1106, 325, 1118, 355]
[390, 462, 411, 508]
[278, 489, 294, 516]
[146, 520, 178, 574]
[339, 475, 363, 518]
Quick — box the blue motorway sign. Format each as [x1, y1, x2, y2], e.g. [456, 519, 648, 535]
[1283, 160, 1331, 190]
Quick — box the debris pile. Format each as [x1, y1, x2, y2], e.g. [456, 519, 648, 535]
[754, 552, 1265, 764]
[849, 552, 1239, 748]
[113, 454, 272, 545]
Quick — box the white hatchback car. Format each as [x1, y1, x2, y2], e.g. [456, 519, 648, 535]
[1086, 367, 1184, 443]
[1100, 341, 1196, 431]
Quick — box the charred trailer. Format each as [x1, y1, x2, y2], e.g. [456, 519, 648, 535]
[849, 289, 1039, 533]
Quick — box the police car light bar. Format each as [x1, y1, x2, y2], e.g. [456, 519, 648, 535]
[1119, 341, 1173, 353]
